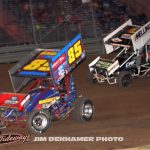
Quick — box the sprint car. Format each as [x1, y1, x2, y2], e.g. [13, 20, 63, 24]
[0, 34, 94, 134]
[89, 19, 150, 88]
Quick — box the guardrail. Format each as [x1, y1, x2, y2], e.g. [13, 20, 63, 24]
[0, 38, 104, 63]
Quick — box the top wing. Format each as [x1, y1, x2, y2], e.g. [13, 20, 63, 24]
[131, 21, 150, 51]
[16, 49, 59, 77]
[50, 33, 86, 84]
[8, 49, 59, 92]
[103, 19, 141, 54]
[104, 19, 150, 54]
[9, 33, 85, 92]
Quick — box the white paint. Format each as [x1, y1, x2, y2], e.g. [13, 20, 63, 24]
[88, 56, 100, 71]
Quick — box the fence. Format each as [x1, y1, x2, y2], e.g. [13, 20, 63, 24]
[0, 0, 135, 63]
[0, 37, 103, 63]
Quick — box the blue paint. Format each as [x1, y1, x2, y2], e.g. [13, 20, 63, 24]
[25, 89, 59, 112]
[52, 34, 81, 62]
[25, 91, 40, 112]
[19, 71, 48, 77]
[41, 55, 53, 60]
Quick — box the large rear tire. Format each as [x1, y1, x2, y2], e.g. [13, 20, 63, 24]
[27, 110, 51, 134]
[88, 70, 97, 84]
[117, 71, 132, 88]
[72, 99, 94, 122]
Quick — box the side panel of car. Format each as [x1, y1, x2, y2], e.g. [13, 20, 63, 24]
[25, 89, 59, 112]
[51, 34, 86, 84]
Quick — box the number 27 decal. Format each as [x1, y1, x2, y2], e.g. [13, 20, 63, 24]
[67, 40, 83, 64]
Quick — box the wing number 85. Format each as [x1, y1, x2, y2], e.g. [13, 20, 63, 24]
[67, 40, 83, 64]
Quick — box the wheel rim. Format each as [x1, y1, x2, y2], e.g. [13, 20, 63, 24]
[82, 103, 93, 119]
[122, 75, 131, 87]
[32, 114, 48, 130]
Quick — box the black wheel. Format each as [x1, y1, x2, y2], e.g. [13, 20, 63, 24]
[72, 99, 94, 122]
[88, 70, 97, 84]
[27, 110, 51, 134]
[117, 71, 132, 88]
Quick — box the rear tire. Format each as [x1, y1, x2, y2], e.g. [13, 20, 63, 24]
[72, 99, 94, 122]
[88, 70, 97, 84]
[117, 71, 132, 88]
[27, 110, 51, 134]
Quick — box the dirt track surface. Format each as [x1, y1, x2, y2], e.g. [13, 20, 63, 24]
[0, 55, 150, 150]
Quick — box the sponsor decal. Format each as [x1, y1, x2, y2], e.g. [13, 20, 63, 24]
[111, 38, 122, 43]
[127, 27, 138, 34]
[126, 60, 136, 68]
[121, 33, 131, 40]
[39, 51, 57, 56]
[5, 97, 18, 105]
[96, 61, 112, 69]
[39, 96, 60, 104]
[52, 54, 66, 70]
[135, 22, 150, 41]
[21, 95, 30, 107]
[0, 133, 31, 144]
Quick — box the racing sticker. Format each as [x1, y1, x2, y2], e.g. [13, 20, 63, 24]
[121, 34, 131, 39]
[134, 22, 150, 41]
[52, 54, 66, 70]
[125, 60, 136, 68]
[111, 38, 122, 43]
[39, 96, 60, 104]
[5, 96, 18, 105]
[127, 27, 138, 34]
[39, 51, 57, 56]
[96, 60, 112, 69]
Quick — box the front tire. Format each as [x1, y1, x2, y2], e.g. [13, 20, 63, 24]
[117, 71, 132, 88]
[72, 99, 94, 122]
[27, 110, 51, 134]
